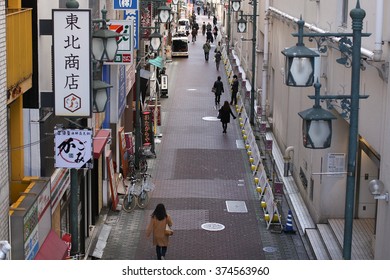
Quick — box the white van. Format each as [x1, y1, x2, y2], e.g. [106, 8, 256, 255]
[177, 18, 190, 36]
[171, 34, 189, 58]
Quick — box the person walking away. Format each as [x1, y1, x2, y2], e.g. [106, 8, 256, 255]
[191, 27, 197, 43]
[213, 15, 217, 26]
[218, 101, 236, 133]
[212, 76, 224, 107]
[206, 29, 214, 43]
[197, 6, 200, 15]
[202, 22, 206, 36]
[213, 25, 218, 40]
[214, 41, 222, 53]
[230, 75, 239, 105]
[203, 4, 207, 15]
[203, 40, 211, 61]
[146, 203, 173, 260]
[206, 22, 212, 32]
[214, 50, 222, 71]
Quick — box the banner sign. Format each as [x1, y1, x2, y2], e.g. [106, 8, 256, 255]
[53, 10, 91, 117]
[108, 19, 134, 64]
[124, 10, 138, 49]
[141, 111, 153, 145]
[54, 128, 93, 169]
[113, 0, 138, 10]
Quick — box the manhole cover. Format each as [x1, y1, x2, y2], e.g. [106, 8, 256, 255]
[201, 222, 225, 231]
[263, 246, 278, 253]
[202, 116, 220, 121]
[226, 201, 248, 213]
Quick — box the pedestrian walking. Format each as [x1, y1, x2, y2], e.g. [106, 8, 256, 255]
[214, 41, 222, 53]
[214, 50, 222, 71]
[218, 101, 237, 133]
[230, 74, 239, 105]
[197, 6, 200, 15]
[191, 27, 198, 43]
[206, 22, 212, 32]
[212, 76, 224, 107]
[213, 25, 218, 40]
[203, 40, 211, 61]
[206, 29, 214, 43]
[213, 15, 217, 26]
[202, 22, 206, 36]
[146, 203, 173, 260]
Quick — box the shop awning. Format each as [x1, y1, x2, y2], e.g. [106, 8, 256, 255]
[35, 230, 68, 260]
[93, 129, 111, 159]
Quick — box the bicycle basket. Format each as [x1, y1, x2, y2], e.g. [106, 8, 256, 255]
[143, 180, 156, 192]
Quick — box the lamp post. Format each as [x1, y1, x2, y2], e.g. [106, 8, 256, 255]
[65, 0, 120, 255]
[227, 0, 241, 55]
[134, 1, 169, 168]
[281, 0, 370, 259]
[236, 1, 257, 125]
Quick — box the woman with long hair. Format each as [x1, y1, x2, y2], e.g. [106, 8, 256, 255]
[218, 101, 236, 133]
[146, 203, 173, 260]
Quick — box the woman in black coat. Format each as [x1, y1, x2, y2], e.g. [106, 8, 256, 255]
[218, 101, 236, 133]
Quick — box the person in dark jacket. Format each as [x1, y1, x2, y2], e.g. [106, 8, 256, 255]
[212, 76, 224, 107]
[206, 29, 213, 43]
[230, 75, 239, 105]
[218, 101, 236, 133]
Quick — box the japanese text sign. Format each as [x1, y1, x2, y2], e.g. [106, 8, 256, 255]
[53, 10, 91, 117]
[114, 0, 138, 10]
[54, 128, 93, 169]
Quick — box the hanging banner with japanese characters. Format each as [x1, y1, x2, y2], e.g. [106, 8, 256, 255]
[53, 10, 91, 117]
[54, 128, 93, 169]
[141, 111, 153, 146]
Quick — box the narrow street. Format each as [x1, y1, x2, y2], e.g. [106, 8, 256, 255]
[96, 13, 309, 260]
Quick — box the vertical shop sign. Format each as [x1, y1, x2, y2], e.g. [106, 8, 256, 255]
[53, 10, 91, 117]
[108, 20, 134, 64]
[141, 111, 153, 145]
[118, 127, 129, 178]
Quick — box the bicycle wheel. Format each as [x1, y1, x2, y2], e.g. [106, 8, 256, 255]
[122, 194, 136, 212]
[137, 191, 150, 209]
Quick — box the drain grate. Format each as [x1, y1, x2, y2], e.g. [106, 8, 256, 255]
[226, 201, 248, 213]
[201, 222, 225, 231]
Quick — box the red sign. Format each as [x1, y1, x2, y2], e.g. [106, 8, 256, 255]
[141, 111, 153, 145]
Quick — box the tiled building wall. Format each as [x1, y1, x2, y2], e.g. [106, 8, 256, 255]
[0, 0, 9, 241]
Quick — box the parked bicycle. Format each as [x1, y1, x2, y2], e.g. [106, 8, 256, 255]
[122, 173, 155, 212]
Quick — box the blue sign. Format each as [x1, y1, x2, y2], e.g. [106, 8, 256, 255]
[118, 65, 126, 118]
[114, 0, 138, 10]
[124, 10, 139, 49]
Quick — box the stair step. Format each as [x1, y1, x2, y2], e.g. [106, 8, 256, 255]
[306, 228, 330, 260]
[317, 224, 343, 260]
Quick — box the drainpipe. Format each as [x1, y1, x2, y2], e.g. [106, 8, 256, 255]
[373, 0, 383, 61]
[283, 146, 294, 177]
[261, 0, 270, 122]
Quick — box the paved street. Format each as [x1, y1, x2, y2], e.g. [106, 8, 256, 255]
[95, 14, 310, 260]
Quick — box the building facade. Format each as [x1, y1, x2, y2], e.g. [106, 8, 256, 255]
[226, 0, 390, 259]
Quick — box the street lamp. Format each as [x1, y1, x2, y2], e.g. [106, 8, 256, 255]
[235, 2, 258, 125]
[281, 0, 370, 259]
[134, 1, 168, 168]
[281, 18, 319, 87]
[231, 0, 241, 12]
[298, 83, 336, 149]
[92, 80, 112, 113]
[149, 31, 163, 52]
[158, 5, 172, 24]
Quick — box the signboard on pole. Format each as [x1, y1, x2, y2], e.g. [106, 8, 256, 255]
[108, 19, 134, 64]
[54, 128, 93, 169]
[53, 10, 91, 117]
[113, 0, 138, 10]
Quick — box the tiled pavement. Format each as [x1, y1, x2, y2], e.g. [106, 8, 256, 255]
[90, 16, 310, 260]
